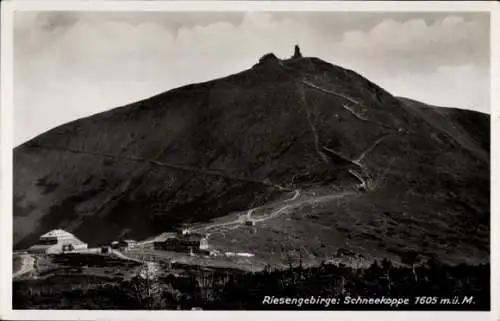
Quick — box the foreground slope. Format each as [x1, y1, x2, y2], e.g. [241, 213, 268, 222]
[13, 53, 489, 266]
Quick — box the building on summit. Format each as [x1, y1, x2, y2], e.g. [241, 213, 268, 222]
[292, 44, 302, 59]
[255, 45, 303, 68]
[27, 229, 88, 254]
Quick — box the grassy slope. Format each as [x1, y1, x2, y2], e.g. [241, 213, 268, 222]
[209, 93, 490, 266]
[13, 55, 489, 268]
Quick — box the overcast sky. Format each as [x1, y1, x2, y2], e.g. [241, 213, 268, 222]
[14, 11, 490, 145]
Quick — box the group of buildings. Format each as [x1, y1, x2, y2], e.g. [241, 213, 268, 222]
[27, 228, 211, 256]
[151, 229, 210, 255]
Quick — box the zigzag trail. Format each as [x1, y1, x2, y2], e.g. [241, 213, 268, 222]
[297, 76, 393, 170]
[355, 134, 395, 163]
[278, 59, 394, 131]
[191, 189, 301, 234]
[301, 79, 395, 131]
[190, 188, 355, 237]
[298, 76, 410, 168]
[292, 72, 409, 189]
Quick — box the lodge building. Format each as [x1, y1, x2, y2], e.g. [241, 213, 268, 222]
[27, 229, 88, 254]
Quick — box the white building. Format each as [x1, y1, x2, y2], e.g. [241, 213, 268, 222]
[199, 236, 209, 250]
[27, 229, 88, 254]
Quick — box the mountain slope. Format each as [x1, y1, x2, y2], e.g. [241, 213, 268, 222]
[13, 52, 489, 266]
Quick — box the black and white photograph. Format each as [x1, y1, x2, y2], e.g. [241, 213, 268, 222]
[1, 1, 497, 319]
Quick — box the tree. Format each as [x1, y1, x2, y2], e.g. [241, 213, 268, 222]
[380, 258, 393, 292]
[130, 260, 165, 309]
[400, 251, 421, 282]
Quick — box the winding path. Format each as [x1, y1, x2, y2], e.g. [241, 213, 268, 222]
[189, 189, 301, 235]
[302, 80, 360, 105]
[301, 79, 395, 131]
[355, 134, 394, 163]
[111, 249, 143, 263]
[191, 188, 356, 237]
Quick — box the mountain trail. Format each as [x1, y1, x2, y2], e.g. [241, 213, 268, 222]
[112, 249, 143, 263]
[301, 79, 395, 131]
[355, 134, 394, 163]
[348, 169, 368, 190]
[191, 188, 357, 237]
[28, 145, 291, 192]
[297, 83, 325, 163]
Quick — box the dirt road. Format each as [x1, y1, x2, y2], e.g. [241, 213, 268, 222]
[192, 188, 356, 236]
[111, 249, 143, 263]
[190, 189, 301, 235]
[13, 254, 35, 279]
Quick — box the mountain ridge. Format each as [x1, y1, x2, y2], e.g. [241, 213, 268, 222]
[13, 50, 489, 267]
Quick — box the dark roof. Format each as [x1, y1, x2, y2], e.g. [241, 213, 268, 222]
[183, 233, 205, 242]
[160, 233, 205, 244]
[28, 244, 54, 251]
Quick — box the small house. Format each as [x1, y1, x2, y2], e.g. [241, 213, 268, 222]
[122, 240, 137, 249]
[199, 236, 208, 250]
[111, 239, 137, 250]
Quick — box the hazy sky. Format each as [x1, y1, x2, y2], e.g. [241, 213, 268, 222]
[14, 11, 490, 145]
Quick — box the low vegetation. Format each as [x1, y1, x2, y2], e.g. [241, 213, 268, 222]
[30, 253, 141, 280]
[13, 258, 489, 310]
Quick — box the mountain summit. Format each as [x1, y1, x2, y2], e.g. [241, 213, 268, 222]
[14, 48, 489, 266]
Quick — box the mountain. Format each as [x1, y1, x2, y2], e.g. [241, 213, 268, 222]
[13, 50, 489, 266]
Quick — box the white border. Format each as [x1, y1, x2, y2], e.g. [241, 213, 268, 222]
[2, 0, 498, 12]
[490, 3, 499, 321]
[0, 0, 14, 318]
[1, 1, 498, 321]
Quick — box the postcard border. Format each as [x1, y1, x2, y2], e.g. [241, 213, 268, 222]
[1, 1, 498, 321]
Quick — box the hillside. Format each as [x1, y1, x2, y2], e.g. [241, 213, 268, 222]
[13, 50, 489, 266]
